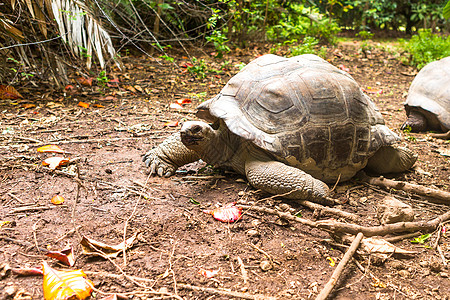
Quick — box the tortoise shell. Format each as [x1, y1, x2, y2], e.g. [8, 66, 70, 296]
[198, 54, 399, 182]
[405, 56, 450, 131]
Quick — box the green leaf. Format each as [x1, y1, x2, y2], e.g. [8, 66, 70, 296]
[411, 234, 431, 244]
[189, 198, 200, 205]
[444, 0, 450, 19]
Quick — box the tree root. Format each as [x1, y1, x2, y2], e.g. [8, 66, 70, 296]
[358, 172, 450, 204]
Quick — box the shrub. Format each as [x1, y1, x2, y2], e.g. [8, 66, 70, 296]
[399, 29, 450, 69]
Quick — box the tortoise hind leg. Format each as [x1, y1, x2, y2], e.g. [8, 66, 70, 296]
[366, 145, 417, 174]
[245, 159, 331, 205]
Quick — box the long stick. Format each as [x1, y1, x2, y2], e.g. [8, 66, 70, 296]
[316, 232, 364, 300]
[359, 173, 450, 204]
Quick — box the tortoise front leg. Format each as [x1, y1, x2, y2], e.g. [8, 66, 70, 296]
[245, 159, 331, 205]
[143, 132, 200, 176]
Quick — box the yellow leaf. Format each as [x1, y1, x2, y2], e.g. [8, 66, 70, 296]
[42, 261, 93, 300]
[0, 220, 11, 228]
[37, 145, 65, 154]
[326, 257, 335, 267]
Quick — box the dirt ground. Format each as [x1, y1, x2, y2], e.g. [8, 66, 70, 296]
[1, 40, 449, 300]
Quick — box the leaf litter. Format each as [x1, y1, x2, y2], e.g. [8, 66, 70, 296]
[0, 41, 449, 299]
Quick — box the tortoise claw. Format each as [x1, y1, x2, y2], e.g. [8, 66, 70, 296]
[143, 149, 176, 177]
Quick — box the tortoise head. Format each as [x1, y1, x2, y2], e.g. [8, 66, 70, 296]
[180, 121, 217, 151]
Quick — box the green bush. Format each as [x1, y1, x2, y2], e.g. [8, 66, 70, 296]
[399, 29, 450, 69]
[270, 36, 327, 58]
[265, 4, 340, 44]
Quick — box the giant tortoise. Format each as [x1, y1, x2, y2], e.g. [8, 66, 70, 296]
[143, 54, 417, 204]
[401, 56, 450, 139]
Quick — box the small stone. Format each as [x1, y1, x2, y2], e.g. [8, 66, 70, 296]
[390, 260, 405, 270]
[247, 229, 259, 237]
[238, 191, 245, 196]
[260, 260, 272, 271]
[429, 260, 443, 272]
[158, 287, 169, 294]
[251, 219, 262, 227]
[4, 285, 18, 297]
[440, 272, 449, 278]
[359, 196, 368, 203]
[377, 196, 415, 224]
[398, 270, 410, 278]
[418, 260, 429, 268]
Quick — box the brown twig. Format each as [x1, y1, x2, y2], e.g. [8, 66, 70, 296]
[248, 243, 280, 265]
[316, 232, 364, 300]
[295, 200, 358, 221]
[384, 232, 422, 243]
[7, 192, 25, 204]
[244, 205, 450, 237]
[359, 173, 450, 204]
[236, 256, 249, 285]
[7, 205, 61, 214]
[315, 210, 450, 236]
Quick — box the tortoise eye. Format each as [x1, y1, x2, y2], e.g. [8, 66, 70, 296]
[191, 125, 202, 134]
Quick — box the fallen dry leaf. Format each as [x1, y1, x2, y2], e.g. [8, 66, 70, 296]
[360, 237, 416, 258]
[37, 145, 65, 154]
[92, 104, 105, 108]
[78, 101, 90, 108]
[77, 77, 93, 86]
[21, 103, 36, 109]
[198, 267, 220, 278]
[338, 64, 350, 72]
[51, 195, 65, 205]
[42, 157, 70, 170]
[0, 85, 23, 99]
[176, 98, 192, 105]
[326, 257, 336, 267]
[164, 121, 179, 127]
[169, 103, 183, 110]
[203, 202, 242, 223]
[80, 233, 137, 258]
[45, 245, 75, 266]
[42, 261, 93, 300]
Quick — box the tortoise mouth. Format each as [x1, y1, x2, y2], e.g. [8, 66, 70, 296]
[180, 132, 203, 146]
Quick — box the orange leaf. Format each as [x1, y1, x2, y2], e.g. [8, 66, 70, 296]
[77, 77, 93, 86]
[21, 103, 36, 109]
[65, 84, 75, 91]
[92, 104, 105, 108]
[78, 101, 90, 108]
[164, 121, 179, 127]
[203, 202, 242, 223]
[37, 145, 65, 154]
[198, 268, 220, 278]
[42, 157, 70, 170]
[42, 261, 93, 300]
[51, 195, 65, 205]
[0, 85, 23, 99]
[45, 246, 75, 266]
[176, 98, 192, 105]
